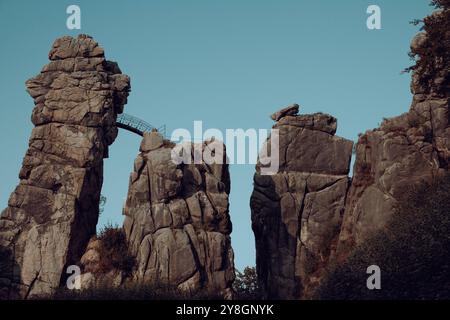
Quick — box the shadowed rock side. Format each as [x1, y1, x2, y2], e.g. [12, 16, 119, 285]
[251, 110, 353, 299]
[335, 7, 450, 260]
[0, 35, 130, 299]
[122, 131, 235, 299]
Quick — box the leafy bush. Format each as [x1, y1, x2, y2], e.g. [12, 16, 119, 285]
[96, 224, 135, 276]
[430, 0, 450, 8]
[233, 266, 262, 300]
[315, 175, 450, 300]
[405, 1, 449, 96]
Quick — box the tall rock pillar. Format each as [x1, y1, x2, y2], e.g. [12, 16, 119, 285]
[0, 35, 130, 298]
[123, 132, 235, 298]
[251, 107, 353, 299]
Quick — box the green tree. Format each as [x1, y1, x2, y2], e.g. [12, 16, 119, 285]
[233, 266, 261, 299]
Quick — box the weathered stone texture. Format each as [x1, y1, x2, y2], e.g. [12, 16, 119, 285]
[0, 35, 130, 299]
[252, 7, 450, 299]
[78, 237, 126, 290]
[251, 109, 353, 299]
[335, 8, 450, 258]
[123, 132, 235, 298]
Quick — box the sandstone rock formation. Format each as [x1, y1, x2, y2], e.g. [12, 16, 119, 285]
[251, 109, 353, 299]
[252, 5, 449, 299]
[335, 7, 450, 259]
[122, 131, 235, 298]
[0, 35, 130, 299]
[270, 104, 300, 121]
[78, 236, 128, 290]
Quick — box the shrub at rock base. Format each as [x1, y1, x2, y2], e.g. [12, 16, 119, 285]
[96, 224, 135, 276]
[315, 175, 450, 300]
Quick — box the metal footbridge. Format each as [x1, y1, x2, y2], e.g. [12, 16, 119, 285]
[116, 113, 166, 137]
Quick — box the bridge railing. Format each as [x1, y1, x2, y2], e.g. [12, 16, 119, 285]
[116, 113, 166, 137]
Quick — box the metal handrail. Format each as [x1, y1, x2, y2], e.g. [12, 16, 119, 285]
[116, 113, 166, 137]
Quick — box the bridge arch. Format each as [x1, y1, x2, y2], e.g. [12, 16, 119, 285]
[116, 113, 166, 137]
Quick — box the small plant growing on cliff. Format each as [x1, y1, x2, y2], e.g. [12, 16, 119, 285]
[97, 224, 135, 276]
[99, 195, 107, 215]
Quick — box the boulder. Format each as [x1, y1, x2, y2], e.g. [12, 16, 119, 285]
[270, 104, 300, 121]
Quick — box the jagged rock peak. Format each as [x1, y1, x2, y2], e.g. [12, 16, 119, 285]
[49, 34, 105, 60]
[271, 104, 300, 121]
[270, 104, 338, 135]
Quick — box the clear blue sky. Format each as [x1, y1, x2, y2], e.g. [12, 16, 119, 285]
[0, 0, 432, 270]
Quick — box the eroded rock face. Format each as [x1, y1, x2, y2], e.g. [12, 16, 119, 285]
[0, 35, 130, 299]
[78, 237, 126, 290]
[335, 8, 450, 259]
[123, 132, 235, 298]
[251, 111, 353, 299]
[252, 6, 450, 299]
[270, 104, 300, 121]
